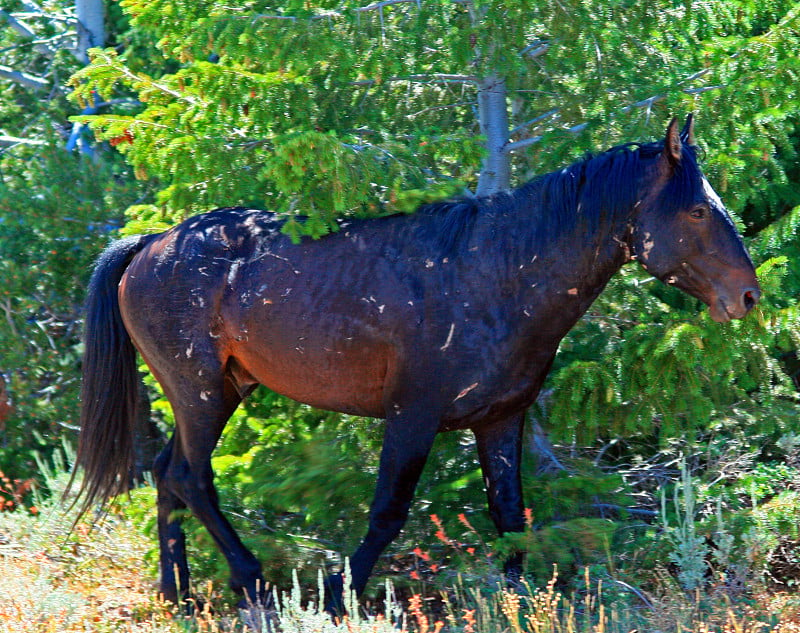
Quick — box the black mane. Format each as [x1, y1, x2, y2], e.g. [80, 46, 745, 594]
[413, 138, 701, 254]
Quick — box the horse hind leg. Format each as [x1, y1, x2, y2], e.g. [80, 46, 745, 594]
[154, 374, 265, 606]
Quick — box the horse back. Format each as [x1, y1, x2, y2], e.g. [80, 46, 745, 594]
[117, 208, 433, 417]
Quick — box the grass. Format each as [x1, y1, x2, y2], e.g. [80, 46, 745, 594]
[3, 505, 800, 633]
[0, 505, 175, 632]
[4, 461, 800, 631]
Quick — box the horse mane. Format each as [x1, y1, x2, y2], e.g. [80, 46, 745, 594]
[415, 196, 482, 253]
[415, 137, 699, 254]
[519, 141, 661, 238]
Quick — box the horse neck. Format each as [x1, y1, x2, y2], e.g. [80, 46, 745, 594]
[475, 176, 639, 305]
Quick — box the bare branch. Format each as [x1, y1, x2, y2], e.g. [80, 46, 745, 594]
[355, 0, 420, 12]
[0, 64, 49, 90]
[520, 40, 549, 59]
[406, 73, 476, 83]
[506, 76, 728, 155]
[0, 299, 22, 340]
[0, 10, 36, 38]
[509, 108, 558, 137]
[409, 100, 475, 119]
[251, 10, 342, 21]
[680, 67, 714, 84]
[252, 14, 299, 21]
[504, 135, 543, 154]
[19, 0, 44, 13]
[620, 94, 663, 113]
[352, 73, 477, 87]
[0, 134, 46, 146]
[0, 10, 56, 56]
[10, 11, 75, 23]
[685, 85, 726, 95]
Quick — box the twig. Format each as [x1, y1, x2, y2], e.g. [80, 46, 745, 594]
[520, 40, 550, 59]
[351, 73, 477, 87]
[409, 100, 475, 118]
[609, 578, 655, 609]
[0, 299, 21, 340]
[0, 10, 51, 56]
[504, 135, 542, 154]
[509, 108, 558, 136]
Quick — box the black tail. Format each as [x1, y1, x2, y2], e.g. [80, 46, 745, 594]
[65, 235, 152, 516]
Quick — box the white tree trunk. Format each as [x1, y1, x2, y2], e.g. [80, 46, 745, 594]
[475, 73, 511, 197]
[75, 0, 105, 63]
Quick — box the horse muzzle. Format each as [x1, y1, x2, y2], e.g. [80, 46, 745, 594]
[708, 285, 761, 322]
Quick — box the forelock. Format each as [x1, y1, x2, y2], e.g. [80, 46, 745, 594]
[702, 177, 736, 229]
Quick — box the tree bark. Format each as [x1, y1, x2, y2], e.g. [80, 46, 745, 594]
[475, 73, 511, 197]
[75, 0, 104, 63]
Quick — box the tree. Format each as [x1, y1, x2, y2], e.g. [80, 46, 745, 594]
[70, 0, 800, 415]
[69, 1, 800, 228]
[9, 0, 800, 594]
[0, 0, 154, 475]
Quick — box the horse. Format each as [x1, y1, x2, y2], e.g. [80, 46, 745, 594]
[70, 115, 760, 611]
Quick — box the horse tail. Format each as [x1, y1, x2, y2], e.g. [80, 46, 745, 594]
[65, 235, 153, 517]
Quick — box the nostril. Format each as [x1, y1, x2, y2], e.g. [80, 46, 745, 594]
[743, 287, 761, 311]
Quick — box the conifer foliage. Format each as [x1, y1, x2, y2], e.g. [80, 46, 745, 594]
[68, 0, 800, 436]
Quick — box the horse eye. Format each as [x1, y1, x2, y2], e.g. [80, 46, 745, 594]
[689, 206, 707, 220]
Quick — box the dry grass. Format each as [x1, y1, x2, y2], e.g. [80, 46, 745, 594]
[0, 506, 179, 632]
[4, 498, 800, 632]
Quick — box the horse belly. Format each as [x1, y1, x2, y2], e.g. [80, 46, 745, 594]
[231, 341, 391, 418]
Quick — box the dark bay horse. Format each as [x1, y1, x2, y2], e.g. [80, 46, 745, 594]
[71, 116, 760, 609]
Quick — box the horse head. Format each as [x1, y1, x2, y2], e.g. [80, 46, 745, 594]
[631, 115, 760, 322]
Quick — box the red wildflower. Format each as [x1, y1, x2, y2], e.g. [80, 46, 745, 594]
[413, 547, 430, 561]
[457, 513, 474, 530]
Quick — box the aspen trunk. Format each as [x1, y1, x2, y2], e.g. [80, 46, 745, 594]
[75, 0, 105, 63]
[475, 73, 511, 197]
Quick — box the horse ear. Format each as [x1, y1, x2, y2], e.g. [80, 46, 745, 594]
[680, 113, 696, 145]
[663, 117, 682, 166]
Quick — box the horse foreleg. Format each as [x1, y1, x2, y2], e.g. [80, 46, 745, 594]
[328, 407, 440, 612]
[474, 412, 526, 582]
